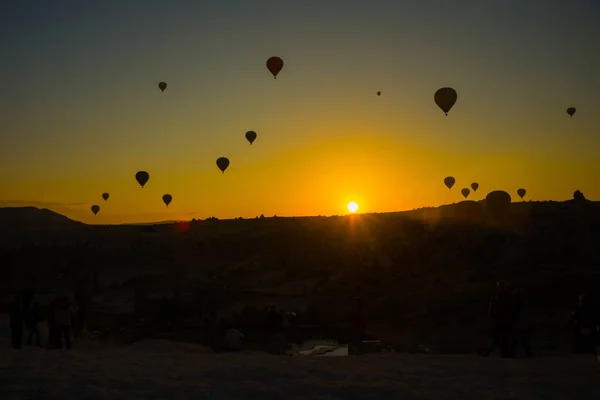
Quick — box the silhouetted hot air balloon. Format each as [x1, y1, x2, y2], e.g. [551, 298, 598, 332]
[377, 91, 381, 96]
[434, 87, 457, 116]
[91, 205, 100, 215]
[102, 193, 109, 201]
[517, 188, 527, 199]
[162, 194, 172, 207]
[471, 182, 479, 192]
[216, 157, 230, 173]
[444, 176, 456, 190]
[158, 82, 167, 92]
[567, 107, 576, 117]
[485, 190, 511, 217]
[461, 188, 470, 199]
[245, 130, 257, 145]
[266, 56, 283, 79]
[135, 171, 150, 188]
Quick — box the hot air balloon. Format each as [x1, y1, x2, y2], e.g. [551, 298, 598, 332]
[266, 56, 283, 79]
[517, 188, 527, 199]
[485, 190, 511, 217]
[434, 87, 457, 116]
[216, 157, 230, 173]
[461, 188, 470, 199]
[135, 171, 150, 188]
[91, 205, 100, 215]
[567, 107, 576, 117]
[377, 91, 381, 96]
[102, 193, 109, 201]
[444, 176, 456, 190]
[158, 82, 167, 92]
[471, 182, 479, 192]
[245, 130, 257, 145]
[162, 194, 172, 207]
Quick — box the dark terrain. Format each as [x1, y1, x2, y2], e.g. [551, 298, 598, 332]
[1, 197, 599, 353]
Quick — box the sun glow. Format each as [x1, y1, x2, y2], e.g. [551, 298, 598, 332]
[347, 201, 359, 213]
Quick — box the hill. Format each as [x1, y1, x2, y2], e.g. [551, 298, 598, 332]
[1, 199, 600, 354]
[0, 206, 85, 233]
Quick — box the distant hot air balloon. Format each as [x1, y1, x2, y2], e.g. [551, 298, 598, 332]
[485, 190, 512, 217]
[266, 56, 284, 79]
[162, 194, 172, 207]
[245, 130, 257, 145]
[434, 87, 458, 116]
[135, 171, 150, 188]
[158, 82, 167, 92]
[566, 107, 576, 117]
[216, 157, 230, 173]
[91, 205, 100, 215]
[517, 188, 527, 199]
[102, 193, 109, 201]
[377, 91, 381, 96]
[471, 182, 479, 192]
[444, 176, 456, 190]
[461, 188, 470, 199]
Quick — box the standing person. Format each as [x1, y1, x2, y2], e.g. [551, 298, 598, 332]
[482, 281, 516, 358]
[352, 297, 367, 355]
[509, 289, 533, 358]
[54, 297, 75, 350]
[566, 295, 600, 354]
[264, 304, 284, 354]
[25, 302, 42, 347]
[8, 295, 24, 349]
[47, 298, 59, 349]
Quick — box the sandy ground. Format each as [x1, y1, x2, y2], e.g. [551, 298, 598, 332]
[1, 317, 599, 400]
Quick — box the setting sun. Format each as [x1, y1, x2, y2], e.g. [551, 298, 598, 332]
[347, 201, 359, 213]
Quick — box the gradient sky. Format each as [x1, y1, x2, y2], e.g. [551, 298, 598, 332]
[1, 0, 599, 224]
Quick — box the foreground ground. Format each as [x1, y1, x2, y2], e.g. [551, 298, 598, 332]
[1, 336, 599, 399]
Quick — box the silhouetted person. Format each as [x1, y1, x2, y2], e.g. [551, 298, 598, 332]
[482, 281, 516, 357]
[353, 297, 367, 355]
[264, 304, 284, 354]
[54, 297, 75, 349]
[509, 288, 533, 358]
[47, 299, 60, 349]
[8, 295, 24, 349]
[25, 302, 42, 347]
[566, 295, 599, 354]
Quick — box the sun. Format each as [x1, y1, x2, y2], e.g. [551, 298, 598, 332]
[347, 201, 359, 213]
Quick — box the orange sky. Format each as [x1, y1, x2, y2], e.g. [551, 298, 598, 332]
[1, 1, 599, 224]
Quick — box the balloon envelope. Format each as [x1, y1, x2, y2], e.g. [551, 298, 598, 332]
[485, 190, 512, 216]
[377, 91, 381, 96]
[216, 157, 230, 173]
[444, 176, 456, 190]
[162, 194, 172, 207]
[102, 193, 109, 201]
[461, 188, 470, 198]
[567, 107, 576, 117]
[91, 205, 100, 215]
[135, 171, 150, 188]
[471, 182, 479, 192]
[245, 130, 257, 144]
[517, 188, 527, 199]
[434, 87, 458, 115]
[266, 57, 284, 78]
[158, 82, 167, 92]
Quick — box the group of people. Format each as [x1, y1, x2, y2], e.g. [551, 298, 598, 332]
[8, 286, 597, 358]
[221, 301, 366, 355]
[484, 281, 600, 358]
[7, 294, 77, 350]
